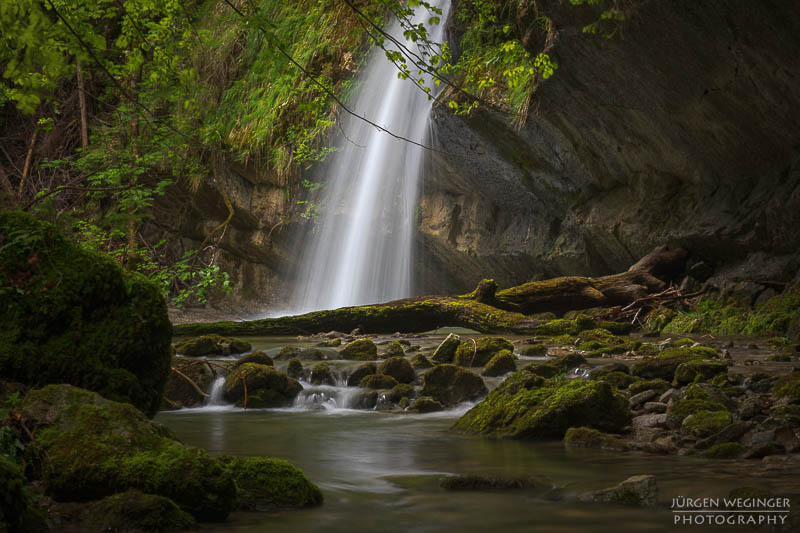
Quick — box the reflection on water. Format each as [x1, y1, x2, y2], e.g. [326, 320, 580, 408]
[156, 408, 800, 533]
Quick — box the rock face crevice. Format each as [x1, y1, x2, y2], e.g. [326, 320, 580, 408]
[417, 0, 800, 294]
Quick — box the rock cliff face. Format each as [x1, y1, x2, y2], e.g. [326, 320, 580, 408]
[158, 0, 800, 311]
[418, 0, 800, 294]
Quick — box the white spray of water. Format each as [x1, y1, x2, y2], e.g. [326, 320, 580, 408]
[290, 0, 451, 313]
[205, 376, 226, 406]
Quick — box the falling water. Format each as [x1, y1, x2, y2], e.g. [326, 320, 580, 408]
[205, 376, 226, 406]
[291, 0, 451, 313]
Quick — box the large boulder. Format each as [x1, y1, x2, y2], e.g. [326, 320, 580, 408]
[481, 350, 517, 377]
[19, 384, 236, 521]
[420, 364, 488, 406]
[0, 211, 172, 417]
[453, 372, 630, 439]
[224, 363, 302, 408]
[431, 333, 461, 363]
[220, 457, 322, 511]
[378, 356, 416, 384]
[162, 357, 215, 410]
[174, 334, 251, 356]
[339, 338, 378, 360]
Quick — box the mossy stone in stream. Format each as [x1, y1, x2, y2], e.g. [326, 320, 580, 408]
[409, 396, 444, 413]
[224, 363, 302, 408]
[161, 357, 214, 410]
[681, 410, 733, 438]
[174, 334, 251, 356]
[0, 455, 47, 532]
[339, 338, 378, 361]
[520, 343, 547, 356]
[525, 353, 587, 378]
[233, 351, 274, 368]
[771, 372, 800, 403]
[598, 371, 639, 390]
[563, 427, 628, 451]
[385, 341, 405, 356]
[666, 399, 728, 429]
[674, 359, 728, 385]
[454, 374, 630, 439]
[346, 363, 376, 387]
[309, 362, 336, 386]
[420, 364, 487, 406]
[390, 383, 415, 403]
[431, 333, 460, 363]
[0, 211, 172, 417]
[19, 384, 236, 522]
[631, 346, 717, 382]
[453, 337, 514, 367]
[84, 490, 195, 531]
[410, 353, 433, 369]
[360, 374, 399, 390]
[576, 328, 640, 357]
[378, 356, 415, 384]
[481, 350, 517, 377]
[701, 442, 746, 459]
[627, 379, 670, 396]
[220, 457, 322, 511]
[286, 358, 304, 380]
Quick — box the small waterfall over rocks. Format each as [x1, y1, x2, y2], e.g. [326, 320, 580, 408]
[291, 0, 451, 314]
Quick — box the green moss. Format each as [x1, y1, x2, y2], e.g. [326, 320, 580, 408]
[674, 360, 728, 385]
[286, 358, 304, 380]
[482, 350, 517, 377]
[576, 328, 640, 357]
[220, 456, 322, 511]
[224, 363, 302, 408]
[420, 364, 487, 406]
[658, 346, 719, 359]
[410, 396, 444, 413]
[636, 343, 659, 355]
[771, 373, 800, 402]
[597, 371, 639, 390]
[666, 399, 728, 426]
[681, 410, 732, 438]
[701, 442, 745, 459]
[520, 343, 547, 356]
[233, 351, 274, 368]
[628, 379, 670, 395]
[390, 383, 415, 403]
[0, 211, 172, 417]
[385, 341, 405, 356]
[0, 455, 46, 532]
[410, 353, 433, 369]
[453, 375, 630, 439]
[175, 335, 251, 357]
[526, 353, 587, 379]
[377, 356, 415, 384]
[659, 296, 800, 337]
[632, 346, 716, 381]
[360, 374, 399, 390]
[596, 321, 634, 335]
[453, 337, 514, 367]
[563, 427, 627, 451]
[86, 490, 195, 531]
[684, 383, 710, 401]
[309, 362, 335, 386]
[340, 338, 378, 361]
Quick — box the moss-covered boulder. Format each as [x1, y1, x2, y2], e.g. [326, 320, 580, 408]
[597, 371, 639, 390]
[220, 457, 322, 511]
[481, 350, 516, 377]
[339, 338, 378, 361]
[526, 353, 587, 378]
[666, 399, 728, 429]
[19, 384, 236, 521]
[409, 396, 444, 413]
[275, 346, 325, 361]
[309, 362, 336, 386]
[0, 455, 46, 532]
[453, 337, 514, 367]
[346, 363, 376, 387]
[701, 442, 746, 459]
[377, 356, 415, 384]
[564, 427, 629, 451]
[681, 410, 733, 438]
[628, 379, 670, 396]
[286, 358, 304, 380]
[360, 374, 399, 390]
[390, 383, 415, 403]
[174, 334, 251, 357]
[224, 364, 302, 408]
[162, 358, 215, 410]
[410, 353, 433, 369]
[420, 364, 488, 406]
[576, 328, 639, 357]
[674, 360, 728, 385]
[233, 351, 274, 368]
[84, 490, 195, 532]
[431, 333, 461, 364]
[0, 211, 172, 417]
[453, 373, 630, 439]
[631, 346, 717, 382]
[385, 341, 405, 356]
[772, 372, 800, 403]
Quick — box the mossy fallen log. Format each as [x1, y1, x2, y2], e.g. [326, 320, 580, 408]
[173, 297, 528, 337]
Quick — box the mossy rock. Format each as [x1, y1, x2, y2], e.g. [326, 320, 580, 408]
[453, 337, 514, 367]
[410, 353, 433, 369]
[700, 442, 745, 459]
[20, 384, 236, 521]
[674, 360, 728, 385]
[681, 410, 733, 438]
[588, 362, 630, 379]
[636, 342, 659, 355]
[666, 399, 728, 428]
[439, 475, 533, 491]
[598, 371, 639, 390]
[454, 373, 630, 439]
[564, 427, 628, 451]
[275, 346, 325, 361]
[224, 363, 302, 408]
[360, 374, 399, 390]
[628, 379, 670, 396]
[431, 333, 460, 364]
[390, 383, 415, 403]
[162, 358, 214, 410]
[410, 396, 444, 413]
[596, 321, 634, 335]
[286, 358, 304, 380]
[482, 350, 517, 377]
[346, 363, 376, 387]
[339, 338, 378, 361]
[576, 328, 639, 357]
[632, 346, 715, 382]
[174, 334, 251, 357]
[659, 346, 719, 359]
[84, 490, 195, 532]
[771, 372, 800, 403]
[309, 362, 336, 386]
[377, 356, 415, 384]
[420, 364, 488, 406]
[684, 383, 711, 401]
[520, 343, 547, 356]
[525, 353, 587, 378]
[385, 341, 405, 357]
[233, 351, 274, 368]
[0, 455, 47, 532]
[220, 456, 322, 511]
[0, 211, 172, 417]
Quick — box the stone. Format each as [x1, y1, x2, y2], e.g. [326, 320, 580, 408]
[694, 422, 751, 450]
[481, 350, 517, 377]
[564, 427, 629, 451]
[309, 362, 336, 386]
[175, 335, 251, 357]
[631, 414, 668, 430]
[384, 341, 405, 357]
[224, 363, 302, 408]
[643, 402, 668, 413]
[629, 390, 659, 408]
[377, 356, 415, 384]
[581, 475, 658, 506]
[339, 338, 378, 361]
[275, 346, 326, 361]
[421, 364, 488, 406]
[162, 358, 215, 410]
[674, 359, 728, 385]
[360, 374, 399, 390]
[233, 351, 274, 368]
[431, 333, 461, 364]
[346, 363, 376, 387]
[286, 358, 304, 380]
[410, 353, 433, 369]
[453, 337, 515, 367]
[219, 456, 322, 511]
[409, 396, 445, 413]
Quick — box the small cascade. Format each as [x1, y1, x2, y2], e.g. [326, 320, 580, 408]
[205, 376, 226, 406]
[292, 384, 363, 412]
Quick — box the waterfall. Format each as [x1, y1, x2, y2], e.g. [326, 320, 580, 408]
[205, 376, 226, 406]
[291, 0, 451, 313]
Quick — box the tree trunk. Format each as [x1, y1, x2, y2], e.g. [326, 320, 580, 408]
[76, 60, 89, 149]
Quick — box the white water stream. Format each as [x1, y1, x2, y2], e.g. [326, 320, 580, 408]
[291, 0, 451, 313]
